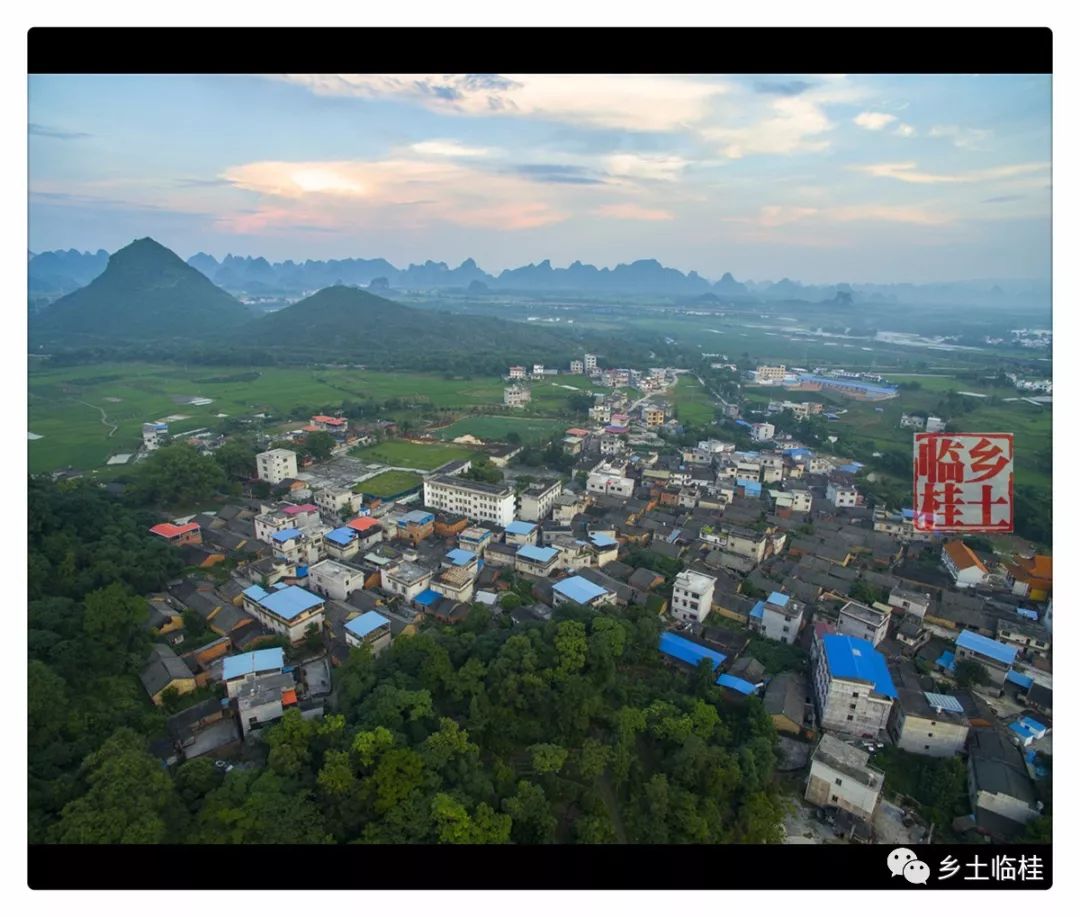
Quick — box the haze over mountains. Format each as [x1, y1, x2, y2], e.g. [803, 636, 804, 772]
[28, 245, 1051, 307]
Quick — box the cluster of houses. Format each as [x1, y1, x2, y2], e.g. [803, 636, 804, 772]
[748, 364, 899, 402]
[503, 357, 677, 413]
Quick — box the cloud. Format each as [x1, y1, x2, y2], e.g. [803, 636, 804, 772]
[754, 202, 947, 227]
[29, 123, 90, 140]
[853, 160, 1049, 184]
[593, 203, 675, 221]
[705, 96, 833, 159]
[757, 205, 820, 227]
[511, 164, 606, 185]
[752, 80, 813, 96]
[409, 139, 494, 158]
[605, 153, 688, 182]
[929, 124, 992, 149]
[894, 123, 916, 138]
[275, 73, 726, 132]
[982, 194, 1024, 204]
[853, 111, 897, 131]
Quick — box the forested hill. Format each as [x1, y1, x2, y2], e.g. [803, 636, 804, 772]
[28, 474, 786, 845]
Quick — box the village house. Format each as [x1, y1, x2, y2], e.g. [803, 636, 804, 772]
[346, 515, 384, 549]
[887, 663, 971, 757]
[942, 540, 989, 588]
[811, 631, 896, 738]
[825, 480, 860, 508]
[586, 462, 635, 498]
[307, 558, 367, 602]
[836, 600, 891, 647]
[503, 384, 532, 408]
[951, 629, 1018, 692]
[518, 479, 563, 522]
[314, 484, 363, 520]
[241, 583, 325, 644]
[323, 525, 362, 561]
[394, 509, 436, 546]
[256, 448, 298, 484]
[1004, 554, 1052, 602]
[344, 610, 393, 656]
[380, 560, 434, 602]
[515, 544, 561, 578]
[430, 563, 477, 604]
[995, 617, 1051, 657]
[504, 520, 539, 547]
[310, 415, 349, 438]
[888, 586, 932, 620]
[236, 671, 299, 737]
[670, 569, 717, 624]
[805, 733, 885, 824]
[140, 644, 197, 706]
[149, 521, 202, 546]
[254, 502, 321, 543]
[966, 728, 1042, 841]
[458, 526, 493, 556]
[270, 527, 324, 566]
[552, 575, 616, 609]
[223, 647, 285, 698]
[749, 590, 804, 644]
[551, 492, 588, 525]
[764, 671, 815, 737]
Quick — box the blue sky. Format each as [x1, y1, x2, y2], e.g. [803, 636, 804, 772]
[28, 73, 1051, 283]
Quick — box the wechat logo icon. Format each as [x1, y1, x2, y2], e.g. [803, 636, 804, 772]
[887, 848, 929, 885]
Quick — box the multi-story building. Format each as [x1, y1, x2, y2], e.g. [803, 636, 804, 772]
[750, 422, 775, 442]
[837, 601, 890, 647]
[241, 583, 325, 644]
[670, 570, 717, 624]
[256, 448, 298, 484]
[749, 591, 805, 644]
[423, 475, 517, 527]
[314, 485, 363, 520]
[307, 558, 366, 602]
[584, 353, 598, 372]
[826, 480, 860, 508]
[586, 463, 635, 498]
[142, 421, 170, 451]
[518, 479, 562, 522]
[995, 617, 1051, 657]
[805, 734, 884, 823]
[236, 671, 298, 736]
[589, 403, 612, 424]
[515, 545, 561, 578]
[323, 525, 362, 561]
[753, 364, 788, 384]
[552, 575, 615, 609]
[508, 365, 527, 380]
[644, 407, 666, 428]
[504, 384, 532, 408]
[569, 360, 584, 374]
[458, 526, 493, 556]
[344, 611, 393, 656]
[942, 540, 989, 588]
[270, 527, 325, 566]
[888, 663, 970, 757]
[952, 629, 1017, 692]
[770, 489, 812, 513]
[431, 563, 477, 604]
[925, 416, 947, 433]
[380, 561, 434, 602]
[395, 509, 435, 546]
[811, 631, 896, 738]
[254, 502, 321, 543]
[223, 647, 286, 698]
[504, 520, 539, 547]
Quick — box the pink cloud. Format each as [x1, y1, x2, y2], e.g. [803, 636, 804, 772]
[593, 202, 675, 221]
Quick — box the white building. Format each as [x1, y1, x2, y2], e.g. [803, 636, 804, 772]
[811, 631, 896, 738]
[380, 561, 434, 602]
[503, 384, 532, 408]
[925, 416, 947, 433]
[750, 591, 805, 644]
[750, 422, 775, 442]
[518, 479, 562, 522]
[888, 587, 932, 620]
[423, 474, 517, 527]
[670, 569, 717, 624]
[270, 527, 325, 566]
[532, 364, 545, 377]
[241, 583, 325, 645]
[584, 353, 598, 372]
[837, 601, 891, 647]
[314, 485, 363, 520]
[508, 365, 527, 380]
[142, 422, 169, 451]
[770, 488, 812, 513]
[826, 481, 859, 508]
[942, 541, 989, 588]
[256, 448, 298, 485]
[804, 734, 884, 822]
[753, 364, 787, 384]
[569, 360, 584, 374]
[307, 558, 366, 602]
[888, 670, 970, 758]
[586, 463, 635, 498]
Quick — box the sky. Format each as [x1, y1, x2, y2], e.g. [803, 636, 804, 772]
[28, 73, 1051, 284]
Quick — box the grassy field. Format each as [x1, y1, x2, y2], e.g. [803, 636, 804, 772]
[353, 470, 423, 497]
[349, 439, 480, 470]
[27, 361, 510, 473]
[672, 375, 717, 426]
[433, 414, 568, 443]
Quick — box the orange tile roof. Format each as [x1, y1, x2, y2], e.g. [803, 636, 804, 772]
[944, 540, 987, 573]
[1029, 555, 1052, 580]
[149, 522, 200, 538]
[281, 689, 298, 706]
[347, 516, 380, 532]
[312, 415, 347, 425]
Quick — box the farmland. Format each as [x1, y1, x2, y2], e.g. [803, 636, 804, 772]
[348, 440, 480, 471]
[672, 375, 717, 426]
[432, 414, 568, 444]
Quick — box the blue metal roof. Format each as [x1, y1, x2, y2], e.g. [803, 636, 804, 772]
[399, 510, 434, 526]
[517, 545, 558, 563]
[716, 673, 758, 695]
[901, 507, 915, 520]
[345, 611, 390, 639]
[736, 479, 762, 495]
[271, 527, 303, 542]
[956, 630, 1018, 666]
[1017, 607, 1039, 621]
[588, 532, 618, 548]
[749, 600, 765, 620]
[734, 419, 752, 427]
[822, 634, 897, 698]
[414, 588, 442, 607]
[553, 575, 609, 605]
[658, 631, 726, 670]
[1005, 670, 1034, 689]
[326, 526, 358, 546]
[1020, 716, 1047, 735]
[257, 585, 324, 621]
[837, 463, 863, 474]
[767, 591, 790, 608]
[445, 548, 477, 566]
[783, 447, 814, 459]
[222, 647, 285, 681]
[798, 373, 898, 396]
[505, 520, 537, 535]
[242, 584, 269, 602]
[1009, 721, 1036, 741]
[936, 649, 957, 673]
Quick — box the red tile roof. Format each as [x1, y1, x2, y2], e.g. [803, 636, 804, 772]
[312, 415, 347, 425]
[149, 522, 200, 538]
[347, 516, 380, 532]
[281, 688, 298, 706]
[944, 540, 987, 573]
[282, 504, 318, 515]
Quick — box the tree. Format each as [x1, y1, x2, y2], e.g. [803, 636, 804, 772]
[954, 659, 990, 688]
[304, 431, 337, 462]
[213, 437, 257, 481]
[129, 443, 226, 507]
[49, 728, 182, 844]
[82, 583, 151, 674]
[500, 593, 523, 611]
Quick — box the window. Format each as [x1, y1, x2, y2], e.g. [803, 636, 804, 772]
[849, 704, 857, 710]
[924, 745, 931, 751]
[846, 714, 854, 721]
[851, 692, 859, 698]
[834, 777, 843, 786]
[831, 794, 839, 803]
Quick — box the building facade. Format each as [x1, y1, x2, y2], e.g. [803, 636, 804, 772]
[256, 448, 298, 484]
[423, 475, 517, 527]
[670, 569, 717, 624]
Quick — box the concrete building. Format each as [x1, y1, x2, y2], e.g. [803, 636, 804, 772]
[323, 525, 362, 561]
[749, 591, 805, 644]
[344, 611, 392, 657]
[753, 364, 787, 384]
[508, 365, 527, 380]
[307, 558, 366, 602]
[826, 481, 859, 508]
[518, 479, 563, 522]
[811, 631, 896, 738]
[551, 493, 588, 525]
[256, 448, 298, 485]
[644, 406, 666, 427]
[515, 545, 561, 578]
[241, 584, 325, 644]
[770, 489, 812, 513]
[236, 671, 298, 737]
[967, 728, 1041, 840]
[142, 421, 169, 452]
[888, 665, 970, 757]
[584, 353, 598, 372]
[552, 575, 616, 609]
[504, 520, 539, 547]
[805, 734, 884, 823]
[837, 601, 890, 647]
[431, 563, 477, 604]
[458, 526, 493, 556]
[586, 463, 635, 498]
[503, 384, 532, 408]
[953, 630, 1017, 692]
[423, 475, 517, 527]
[314, 485, 363, 520]
[254, 502, 321, 543]
[380, 561, 434, 602]
[270, 527, 325, 566]
[925, 416, 947, 433]
[223, 648, 286, 698]
[750, 422, 775, 442]
[670, 569, 717, 624]
[569, 360, 584, 374]
[942, 540, 989, 588]
[888, 587, 932, 620]
[395, 509, 435, 546]
[149, 521, 202, 546]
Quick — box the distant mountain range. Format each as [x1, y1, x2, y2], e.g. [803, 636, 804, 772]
[28, 244, 1051, 306]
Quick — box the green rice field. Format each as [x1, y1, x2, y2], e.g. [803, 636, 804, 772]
[433, 414, 569, 444]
